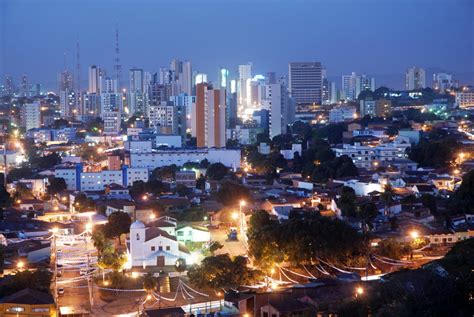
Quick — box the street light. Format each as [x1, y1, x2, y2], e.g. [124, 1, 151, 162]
[410, 230, 419, 239]
[17, 260, 25, 270]
[231, 212, 239, 220]
[356, 286, 364, 297]
[149, 213, 156, 221]
[85, 222, 93, 232]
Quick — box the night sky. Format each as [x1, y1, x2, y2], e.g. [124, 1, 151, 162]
[1, 0, 473, 90]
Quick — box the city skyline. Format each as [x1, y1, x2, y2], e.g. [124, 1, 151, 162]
[1, 0, 473, 90]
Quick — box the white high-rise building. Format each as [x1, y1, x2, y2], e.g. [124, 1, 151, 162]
[238, 63, 252, 112]
[22, 102, 41, 131]
[342, 72, 375, 101]
[266, 83, 294, 138]
[405, 67, 426, 90]
[104, 78, 118, 94]
[88, 65, 100, 93]
[181, 61, 193, 96]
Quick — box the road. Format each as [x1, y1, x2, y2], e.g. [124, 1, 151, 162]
[209, 226, 247, 257]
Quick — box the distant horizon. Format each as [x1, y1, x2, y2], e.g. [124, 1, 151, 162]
[1, 0, 473, 91]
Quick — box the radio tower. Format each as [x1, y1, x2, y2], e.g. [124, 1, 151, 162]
[76, 41, 81, 115]
[114, 29, 122, 91]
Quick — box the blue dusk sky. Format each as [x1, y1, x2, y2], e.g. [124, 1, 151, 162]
[0, 0, 473, 90]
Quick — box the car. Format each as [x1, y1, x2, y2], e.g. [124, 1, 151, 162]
[80, 268, 95, 276]
[57, 270, 62, 277]
[57, 287, 65, 296]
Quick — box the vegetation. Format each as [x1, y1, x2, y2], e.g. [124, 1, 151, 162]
[247, 210, 367, 269]
[206, 163, 229, 181]
[214, 181, 252, 206]
[188, 254, 262, 290]
[340, 239, 473, 316]
[47, 177, 67, 196]
[450, 170, 474, 214]
[409, 139, 460, 168]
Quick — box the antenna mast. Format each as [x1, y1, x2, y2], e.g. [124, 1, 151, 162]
[114, 29, 122, 91]
[76, 41, 81, 115]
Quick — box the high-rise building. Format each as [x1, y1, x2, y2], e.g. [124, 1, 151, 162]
[342, 72, 375, 101]
[288, 62, 322, 106]
[88, 65, 100, 93]
[169, 93, 194, 139]
[58, 71, 74, 93]
[103, 78, 118, 94]
[405, 67, 426, 90]
[238, 63, 252, 112]
[59, 90, 76, 117]
[129, 68, 145, 115]
[433, 73, 455, 92]
[4, 76, 13, 96]
[101, 92, 122, 135]
[20, 74, 30, 97]
[21, 101, 41, 131]
[194, 83, 226, 148]
[181, 61, 193, 96]
[266, 72, 277, 85]
[148, 102, 177, 134]
[266, 82, 294, 138]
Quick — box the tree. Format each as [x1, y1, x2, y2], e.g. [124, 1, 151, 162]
[421, 194, 437, 215]
[226, 138, 239, 149]
[0, 269, 52, 297]
[188, 254, 262, 290]
[153, 165, 178, 181]
[337, 186, 357, 217]
[106, 212, 132, 243]
[376, 239, 412, 260]
[206, 163, 229, 181]
[91, 227, 110, 256]
[74, 193, 96, 212]
[450, 170, 474, 214]
[196, 175, 206, 190]
[175, 258, 186, 272]
[358, 202, 379, 228]
[175, 184, 190, 197]
[0, 185, 12, 208]
[30, 153, 61, 169]
[143, 273, 157, 293]
[215, 182, 251, 206]
[47, 177, 67, 196]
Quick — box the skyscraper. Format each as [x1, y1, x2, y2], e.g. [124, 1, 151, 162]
[20, 74, 30, 97]
[238, 63, 252, 112]
[88, 65, 100, 93]
[4, 76, 13, 96]
[129, 68, 145, 115]
[288, 62, 322, 106]
[181, 61, 193, 96]
[405, 67, 426, 90]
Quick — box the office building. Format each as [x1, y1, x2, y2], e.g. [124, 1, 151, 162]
[455, 90, 474, 109]
[148, 102, 177, 134]
[88, 65, 100, 93]
[405, 67, 426, 90]
[238, 63, 252, 111]
[288, 62, 322, 106]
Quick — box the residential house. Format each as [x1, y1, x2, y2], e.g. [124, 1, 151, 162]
[0, 288, 56, 316]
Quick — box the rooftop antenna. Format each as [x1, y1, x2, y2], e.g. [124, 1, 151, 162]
[114, 28, 122, 91]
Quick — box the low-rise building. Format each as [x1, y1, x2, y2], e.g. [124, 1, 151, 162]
[0, 289, 56, 317]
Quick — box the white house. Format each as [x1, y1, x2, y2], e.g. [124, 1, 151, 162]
[176, 225, 210, 243]
[129, 221, 190, 267]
